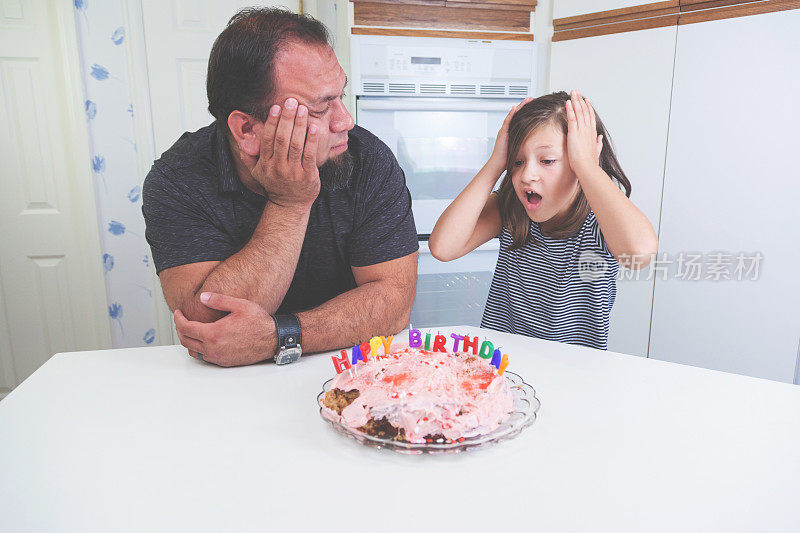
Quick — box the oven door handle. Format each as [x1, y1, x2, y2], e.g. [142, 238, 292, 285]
[356, 98, 515, 113]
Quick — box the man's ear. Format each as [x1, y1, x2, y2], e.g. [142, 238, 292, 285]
[227, 111, 261, 157]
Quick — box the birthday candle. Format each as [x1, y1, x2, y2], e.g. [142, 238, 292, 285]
[450, 333, 463, 352]
[369, 336, 383, 358]
[478, 340, 494, 359]
[332, 350, 351, 374]
[462, 335, 478, 355]
[382, 335, 393, 354]
[409, 329, 422, 348]
[432, 334, 447, 352]
[498, 354, 510, 375]
[490, 348, 502, 369]
[424, 332, 431, 350]
[359, 341, 370, 362]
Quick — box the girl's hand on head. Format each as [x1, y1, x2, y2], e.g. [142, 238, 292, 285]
[565, 90, 603, 177]
[489, 97, 534, 172]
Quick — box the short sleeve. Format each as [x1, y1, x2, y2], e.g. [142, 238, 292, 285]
[588, 212, 614, 257]
[142, 166, 239, 273]
[349, 142, 419, 267]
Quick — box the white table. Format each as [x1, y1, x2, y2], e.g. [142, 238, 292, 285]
[1, 326, 799, 532]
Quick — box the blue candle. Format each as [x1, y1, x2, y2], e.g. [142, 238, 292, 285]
[490, 348, 502, 369]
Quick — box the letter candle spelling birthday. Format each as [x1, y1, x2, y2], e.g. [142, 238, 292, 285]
[462, 335, 479, 355]
[498, 354, 509, 375]
[409, 329, 422, 348]
[432, 334, 447, 352]
[399, 330, 510, 374]
[478, 340, 494, 359]
[490, 348, 502, 369]
[450, 333, 463, 351]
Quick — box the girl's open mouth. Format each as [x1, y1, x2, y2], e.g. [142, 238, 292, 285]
[525, 191, 543, 209]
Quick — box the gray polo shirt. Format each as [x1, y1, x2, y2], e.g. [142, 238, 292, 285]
[142, 123, 418, 314]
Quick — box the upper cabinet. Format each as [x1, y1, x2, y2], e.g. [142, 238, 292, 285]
[350, 0, 536, 36]
[553, 0, 663, 20]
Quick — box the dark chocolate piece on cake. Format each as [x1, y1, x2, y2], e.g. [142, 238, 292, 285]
[359, 417, 407, 441]
[423, 433, 447, 444]
[323, 388, 360, 415]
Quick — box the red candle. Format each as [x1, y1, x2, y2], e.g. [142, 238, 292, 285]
[360, 341, 371, 361]
[332, 350, 351, 374]
[432, 334, 447, 352]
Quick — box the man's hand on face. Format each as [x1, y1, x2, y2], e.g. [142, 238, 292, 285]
[173, 293, 277, 367]
[251, 97, 321, 209]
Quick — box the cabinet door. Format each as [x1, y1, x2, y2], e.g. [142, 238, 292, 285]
[649, 10, 800, 382]
[553, 0, 659, 20]
[550, 26, 677, 357]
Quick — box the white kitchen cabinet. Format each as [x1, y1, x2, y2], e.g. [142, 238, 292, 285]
[550, 26, 677, 357]
[649, 9, 800, 382]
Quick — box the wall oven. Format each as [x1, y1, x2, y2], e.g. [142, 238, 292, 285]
[351, 35, 536, 328]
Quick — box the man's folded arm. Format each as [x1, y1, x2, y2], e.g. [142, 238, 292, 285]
[296, 251, 418, 354]
[157, 201, 311, 323]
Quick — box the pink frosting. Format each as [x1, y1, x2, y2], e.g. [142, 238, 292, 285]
[323, 348, 514, 444]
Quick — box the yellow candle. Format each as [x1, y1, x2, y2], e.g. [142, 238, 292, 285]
[369, 336, 383, 358]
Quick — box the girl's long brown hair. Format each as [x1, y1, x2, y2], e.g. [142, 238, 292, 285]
[496, 91, 632, 249]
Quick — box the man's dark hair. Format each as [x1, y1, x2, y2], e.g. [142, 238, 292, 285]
[207, 7, 330, 125]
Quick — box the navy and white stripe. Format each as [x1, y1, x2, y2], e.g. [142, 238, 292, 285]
[481, 212, 619, 350]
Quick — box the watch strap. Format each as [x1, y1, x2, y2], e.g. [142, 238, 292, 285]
[272, 314, 302, 364]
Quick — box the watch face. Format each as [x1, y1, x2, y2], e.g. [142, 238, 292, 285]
[275, 346, 302, 365]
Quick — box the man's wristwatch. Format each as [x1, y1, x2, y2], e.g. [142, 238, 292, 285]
[271, 314, 302, 365]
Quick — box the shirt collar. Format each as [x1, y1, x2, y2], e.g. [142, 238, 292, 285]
[212, 123, 245, 195]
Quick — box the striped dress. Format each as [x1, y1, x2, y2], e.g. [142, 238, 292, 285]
[481, 212, 619, 350]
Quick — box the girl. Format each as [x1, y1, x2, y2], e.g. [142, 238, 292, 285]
[429, 90, 658, 350]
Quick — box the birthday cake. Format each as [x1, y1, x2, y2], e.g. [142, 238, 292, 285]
[320, 345, 514, 444]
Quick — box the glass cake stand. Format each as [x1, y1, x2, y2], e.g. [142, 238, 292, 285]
[317, 371, 540, 455]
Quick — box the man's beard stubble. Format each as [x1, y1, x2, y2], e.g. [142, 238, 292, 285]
[318, 149, 354, 192]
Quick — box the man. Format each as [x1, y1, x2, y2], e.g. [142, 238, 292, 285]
[142, 8, 418, 367]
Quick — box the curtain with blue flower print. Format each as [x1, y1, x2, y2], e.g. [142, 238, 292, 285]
[74, 0, 157, 348]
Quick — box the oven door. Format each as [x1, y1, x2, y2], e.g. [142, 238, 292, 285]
[355, 96, 514, 328]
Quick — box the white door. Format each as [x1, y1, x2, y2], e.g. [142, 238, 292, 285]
[549, 25, 677, 358]
[141, 0, 300, 157]
[0, 1, 111, 396]
[136, 0, 299, 343]
[649, 10, 800, 383]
